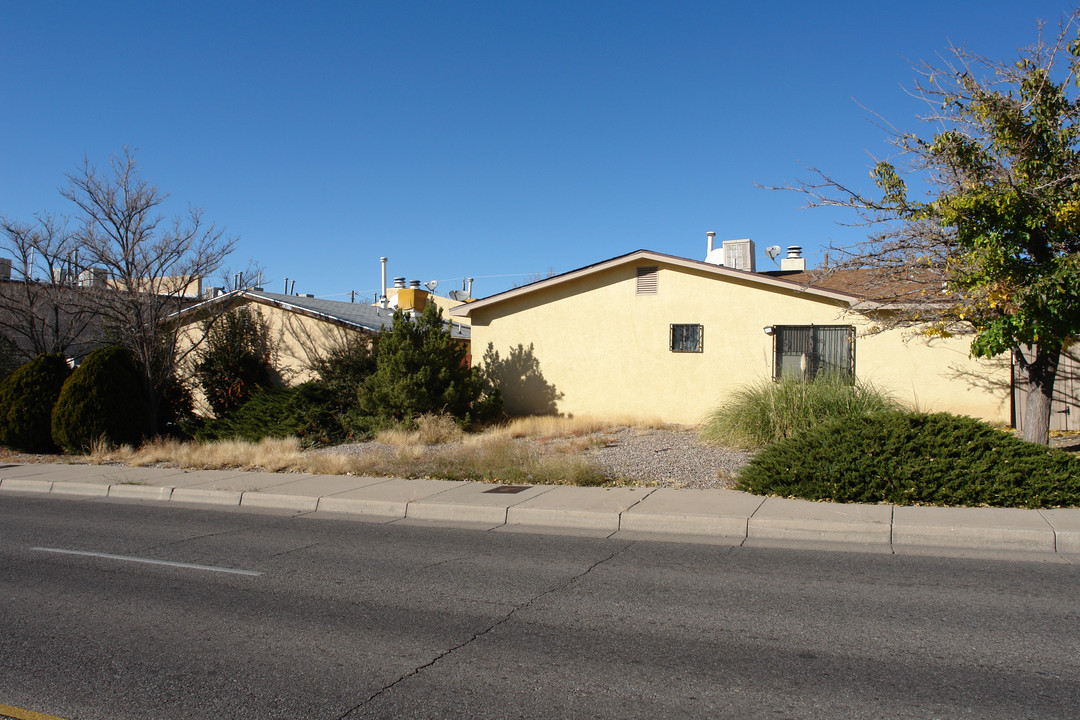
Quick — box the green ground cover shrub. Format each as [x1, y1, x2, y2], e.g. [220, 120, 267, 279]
[736, 411, 1080, 508]
[51, 346, 151, 452]
[191, 382, 351, 446]
[0, 354, 71, 452]
[701, 373, 900, 448]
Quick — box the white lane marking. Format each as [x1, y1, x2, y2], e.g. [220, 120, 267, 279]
[31, 547, 263, 576]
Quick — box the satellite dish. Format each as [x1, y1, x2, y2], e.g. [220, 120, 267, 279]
[425, 280, 438, 292]
[765, 245, 782, 266]
[448, 289, 467, 301]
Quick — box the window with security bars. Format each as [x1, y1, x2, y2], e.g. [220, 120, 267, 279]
[670, 324, 703, 353]
[772, 325, 854, 380]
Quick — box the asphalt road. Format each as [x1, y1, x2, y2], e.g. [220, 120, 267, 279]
[2, 495, 1079, 719]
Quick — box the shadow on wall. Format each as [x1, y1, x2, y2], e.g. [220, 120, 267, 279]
[944, 354, 1013, 398]
[482, 342, 562, 416]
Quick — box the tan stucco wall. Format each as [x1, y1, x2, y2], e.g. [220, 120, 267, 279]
[176, 299, 369, 415]
[468, 261, 1011, 426]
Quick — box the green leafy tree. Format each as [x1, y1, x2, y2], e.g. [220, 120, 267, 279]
[359, 303, 501, 425]
[782, 12, 1080, 444]
[0, 354, 71, 452]
[194, 305, 274, 418]
[51, 346, 150, 452]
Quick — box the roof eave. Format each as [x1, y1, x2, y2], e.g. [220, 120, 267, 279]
[452, 249, 863, 316]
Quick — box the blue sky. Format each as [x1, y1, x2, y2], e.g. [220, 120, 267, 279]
[1, 1, 1074, 300]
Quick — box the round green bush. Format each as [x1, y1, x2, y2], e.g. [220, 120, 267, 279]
[51, 346, 151, 452]
[0, 354, 71, 452]
[735, 411, 1080, 508]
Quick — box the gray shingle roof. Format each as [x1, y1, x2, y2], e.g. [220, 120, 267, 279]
[173, 289, 470, 340]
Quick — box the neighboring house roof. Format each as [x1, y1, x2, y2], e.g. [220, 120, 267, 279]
[171, 289, 471, 340]
[764, 267, 954, 308]
[449, 249, 865, 317]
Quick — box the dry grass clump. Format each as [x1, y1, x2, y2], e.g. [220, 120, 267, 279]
[376, 413, 464, 446]
[84, 424, 611, 486]
[402, 436, 607, 486]
[89, 436, 314, 473]
[490, 414, 668, 440]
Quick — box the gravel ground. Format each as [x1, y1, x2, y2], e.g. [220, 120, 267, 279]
[321, 426, 753, 490]
[580, 426, 751, 489]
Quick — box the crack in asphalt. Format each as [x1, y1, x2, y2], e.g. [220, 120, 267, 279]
[268, 541, 323, 558]
[335, 542, 635, 719]
[138, 527, 247, 554]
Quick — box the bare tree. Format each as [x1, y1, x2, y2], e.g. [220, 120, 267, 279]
[57, 147, 237, 434]
[0, 213, 102, 362]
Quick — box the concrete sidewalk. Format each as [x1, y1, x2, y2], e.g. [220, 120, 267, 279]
[2, 461, 1079, 558]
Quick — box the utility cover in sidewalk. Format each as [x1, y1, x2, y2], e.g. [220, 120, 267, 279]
[483, 485, 532, 494]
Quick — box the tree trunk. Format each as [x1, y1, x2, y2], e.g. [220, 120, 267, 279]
[1019, 344, 1061, 445]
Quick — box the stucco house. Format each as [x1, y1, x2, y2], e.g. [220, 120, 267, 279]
[451, 246, 1017, 426]
[171, 287, 470, 410]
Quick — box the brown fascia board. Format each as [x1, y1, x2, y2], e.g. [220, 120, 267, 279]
[165, 290, 384, 334]
[449, 249, 865, 317]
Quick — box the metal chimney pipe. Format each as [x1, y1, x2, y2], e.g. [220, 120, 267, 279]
[283, 277, 289, 294]
[380, 257, 388, 309]
[467, 277, 474, 298]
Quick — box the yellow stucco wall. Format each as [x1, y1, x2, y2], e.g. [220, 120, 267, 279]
[467, 261, 1011, 425]
[386, 288, 470, 326]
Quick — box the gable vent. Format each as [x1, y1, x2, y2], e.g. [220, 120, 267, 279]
[636, 266, 658, 295]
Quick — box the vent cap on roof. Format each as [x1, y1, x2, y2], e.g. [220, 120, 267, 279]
[780, 246, 805, 272]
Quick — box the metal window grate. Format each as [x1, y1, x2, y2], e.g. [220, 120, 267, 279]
[636, 266, 658, 294]
[670, 323, 703, 352]
[772, 325, 854, 380]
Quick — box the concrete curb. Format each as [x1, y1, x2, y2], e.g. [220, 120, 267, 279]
[3, 464, 1080, 557]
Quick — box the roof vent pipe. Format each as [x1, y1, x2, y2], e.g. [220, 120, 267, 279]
[706, 231, 716, 254]
[393, 276, 406, 288]
[409, 279, 421, 289]
[780, 246, 806, 272]
[467, 277, 474, 299]
[380, 257, 388, 309]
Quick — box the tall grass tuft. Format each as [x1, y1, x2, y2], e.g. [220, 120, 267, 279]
[376, 413, 464, 446]
[700, 373, 901, 448]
